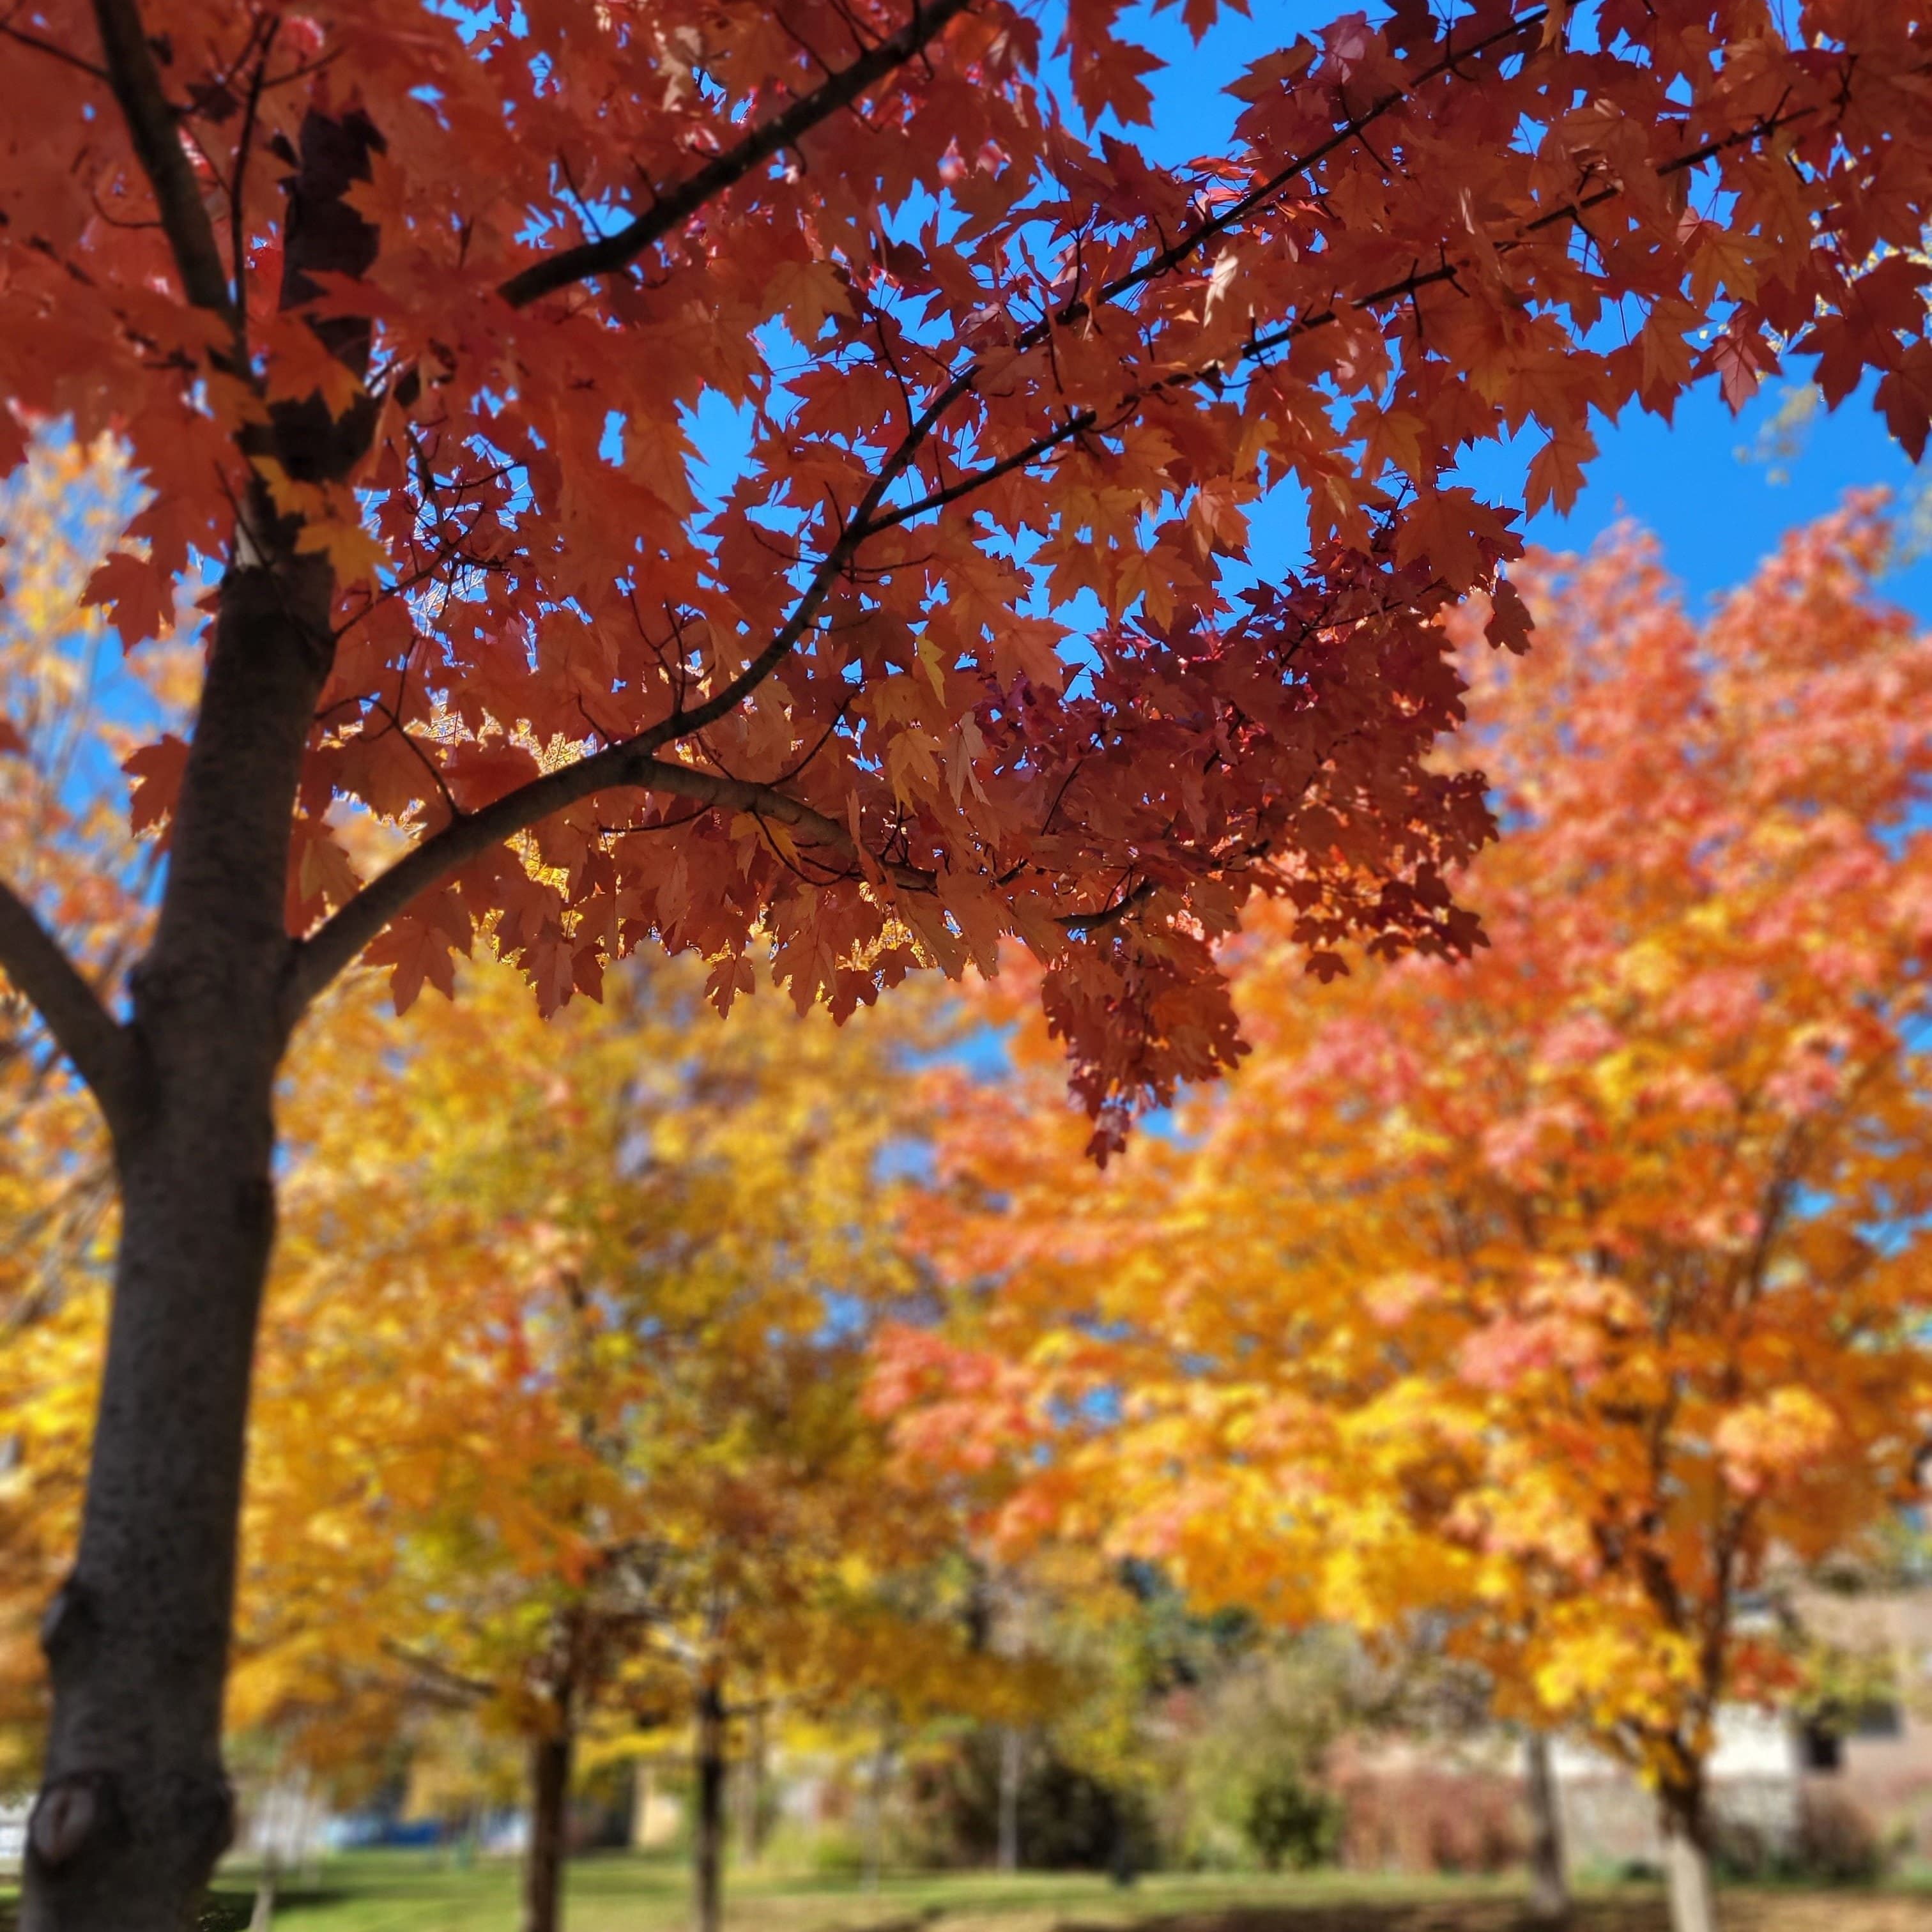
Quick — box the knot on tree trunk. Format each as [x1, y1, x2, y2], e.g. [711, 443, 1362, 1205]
[38, 1578, 98, 1667]
[24, 1765, 234, 1911]
[29, 1777, 109, 1868]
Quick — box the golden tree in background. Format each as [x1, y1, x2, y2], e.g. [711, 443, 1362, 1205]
[240, 960, 1041, 1932]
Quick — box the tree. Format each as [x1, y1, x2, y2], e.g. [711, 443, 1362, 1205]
[0, 431, 185, 1783]
[887, 502, 1932, 1932]
[6, 0, 1932, 1919]
[236, 954, 1020, 1932]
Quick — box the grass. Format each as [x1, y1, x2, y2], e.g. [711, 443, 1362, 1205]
[6, 1855, 1931, 1932]
[169, 1854, 1932, 1932]
[202, 1860, 1531, 1932]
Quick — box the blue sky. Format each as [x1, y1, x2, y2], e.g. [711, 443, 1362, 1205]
[1113, 0, 1932, 619]
[680, 0, 1929, 632]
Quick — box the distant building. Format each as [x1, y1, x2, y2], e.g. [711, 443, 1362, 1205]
[1328, 1586, 1932, 1877]
[1784, 1583, 1932, 1864]
[1549, 1706, 1802, 1872]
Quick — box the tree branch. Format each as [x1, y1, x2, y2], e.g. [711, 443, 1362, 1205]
[90, 0, 236, 324]
[287, 313, 964, 1016]
[0, 877, 135, 1137]
[0, 14, 109, 81]
[379, 1638, 495, 1706]
[283, 754, 929, 1021]
[498, 0, 975, 309]
[1016, 6, 1548, 351]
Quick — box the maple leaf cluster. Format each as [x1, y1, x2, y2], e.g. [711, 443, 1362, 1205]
[6, 0, 1932, 1139]
[880, 501, 1932, 1819]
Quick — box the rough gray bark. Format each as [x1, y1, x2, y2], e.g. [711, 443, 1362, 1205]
[1523, 1731, 1568, 1922]
[524, 1722, 574, 1932]
[694, 1676, 728, 1932]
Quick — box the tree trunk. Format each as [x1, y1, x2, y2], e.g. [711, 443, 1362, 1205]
[736, 1706, 767, 1865]
[524, 1722, 574, 1932]
[630, 1764, 655, 1851]
[1663, 1821, 1717, 1932]
[1523, 1732, 1568, 1923]
[15, 105, 381, 1932]
[23, 571, 332, 1932]
[862, 1732, 894, 1894]
[249, 1856, 277, 1932]
[996, 1727, 1022, 1874]
[1108, 1795, 1135, 1890]
[694, 1675, 727, 1932]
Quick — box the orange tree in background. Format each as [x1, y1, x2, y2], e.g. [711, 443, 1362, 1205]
[884, 503, 1932, 1932]
[234, 958, 1037, 1932]
[6, 0, 1932, 1918]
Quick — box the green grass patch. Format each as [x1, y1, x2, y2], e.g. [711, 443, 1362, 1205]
[6, 1856, 1929, 1932]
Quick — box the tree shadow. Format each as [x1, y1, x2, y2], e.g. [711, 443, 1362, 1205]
[1054, 1904, 1666, 1932]
[197, 1884, 353, 1929]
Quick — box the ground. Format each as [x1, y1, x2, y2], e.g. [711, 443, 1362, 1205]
[40, 1857, 1917, 1932]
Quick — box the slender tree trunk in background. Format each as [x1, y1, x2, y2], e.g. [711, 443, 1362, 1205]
[694, 1675, 728, 1932]
[736, 1706, 767, 1865]
[1523, 1731, 1568, 1922]
[249, 1851, 279, 1932]
[1108, 1795, 1135, 1890]
[862, 1731, 895, 1894]
[19, 98, 383, 1932]
[296, 1770, 321, 1887]
[524, 1715, 575, 1932]
[996, 1728, 1022, 1874]
[1662, 1786, 1718, 1932]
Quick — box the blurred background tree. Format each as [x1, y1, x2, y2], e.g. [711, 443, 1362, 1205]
[883, 502, 1932, 1932]
[235, 954, 1057, 1932]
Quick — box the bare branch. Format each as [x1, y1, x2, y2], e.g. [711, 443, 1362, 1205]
[89, 0, 237, 324]
[0, 876, 135, 1137]
[227, 15, 278, 352]
[379, 1639, 495, 1706]
[1058, 876, 1158, 933]
[1, 11, 109, 81]
[499, 0, 974, 309]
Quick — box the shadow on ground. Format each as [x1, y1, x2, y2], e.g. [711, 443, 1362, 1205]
[198, 1887, 348, 1929]
[1055, 1907, 1657, 1932]
[1050, 1899, 1929, 1932]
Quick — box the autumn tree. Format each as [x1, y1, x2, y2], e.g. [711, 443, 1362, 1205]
[888, 502, 1932, 1932]
[6, 0, 1932, 1919]
[234, 956, 1026, 1932]
[0, 433, 188, 1781]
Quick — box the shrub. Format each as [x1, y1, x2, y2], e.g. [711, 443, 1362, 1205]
[1795, 1789, 1883, 1884]
[1243, 1769, 1342, 1871]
